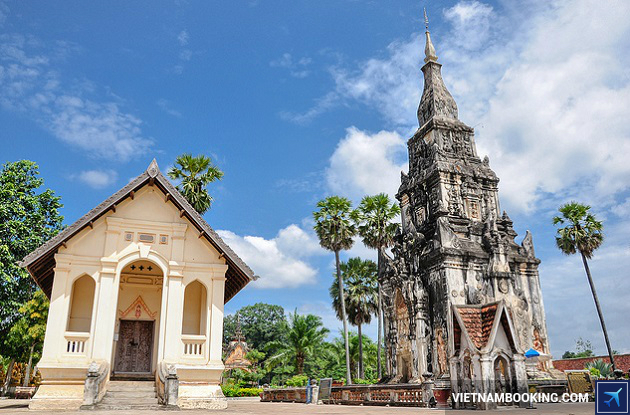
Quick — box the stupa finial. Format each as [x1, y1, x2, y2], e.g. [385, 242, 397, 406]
[423, 8, 438, 63]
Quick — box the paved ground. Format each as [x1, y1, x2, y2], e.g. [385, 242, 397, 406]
[0, 399, 593, 414]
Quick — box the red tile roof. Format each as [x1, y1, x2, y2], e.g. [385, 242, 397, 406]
[456, 303, 499, 350]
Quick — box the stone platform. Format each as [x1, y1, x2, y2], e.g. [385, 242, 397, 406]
[0, 398, 594, 414]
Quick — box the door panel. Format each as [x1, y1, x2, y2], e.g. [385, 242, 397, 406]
[114, 320, 154, 373]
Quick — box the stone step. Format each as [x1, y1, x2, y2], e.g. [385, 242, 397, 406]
[103, 391, 157, 399]
[108, 380, 154, 387]
[100, 397, 158, 405]
[107, 385, 156, 392]
[91, 404, 163, 411]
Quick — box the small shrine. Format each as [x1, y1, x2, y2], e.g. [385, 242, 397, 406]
[223, 317, 252, 372]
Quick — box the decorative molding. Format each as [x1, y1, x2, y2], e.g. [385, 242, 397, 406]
[119, 295, 158, 320]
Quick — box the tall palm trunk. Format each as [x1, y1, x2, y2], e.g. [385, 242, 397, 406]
[23, 343, 35, 387]
[296, 354, 305, 375]
[376, 249, 383, 379]
[581, 252, 616, 371]
[336, 250, 352, 385]
[358, 322, 364, 379]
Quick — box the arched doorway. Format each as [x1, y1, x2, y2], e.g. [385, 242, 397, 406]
[493, 355, 511, 395]
[113, 260, 164, 375]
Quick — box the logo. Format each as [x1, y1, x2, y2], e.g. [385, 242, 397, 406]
[596, 380, 629, 414]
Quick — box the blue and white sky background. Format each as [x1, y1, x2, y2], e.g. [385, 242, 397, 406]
[1, 0, 629, 358]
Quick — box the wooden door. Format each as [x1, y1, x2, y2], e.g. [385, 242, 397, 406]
[114, 320, 154, 373]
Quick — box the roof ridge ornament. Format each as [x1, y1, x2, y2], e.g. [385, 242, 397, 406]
[423, 8, 438, 64]
[147, 158, 159, 178]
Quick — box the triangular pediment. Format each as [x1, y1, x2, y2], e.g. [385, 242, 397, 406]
[21, 159, 254, 303]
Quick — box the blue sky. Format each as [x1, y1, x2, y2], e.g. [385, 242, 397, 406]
[1, 0, 630, 359]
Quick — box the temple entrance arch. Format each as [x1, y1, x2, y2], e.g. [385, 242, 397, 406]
[493, 355, 512, 395]
[112, 259, 164, 375]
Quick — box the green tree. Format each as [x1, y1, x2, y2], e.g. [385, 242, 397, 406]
[167, 153, 224, 214]
[313, 196, 356, 385]
[4, 290, 49, 387]
[562, 338, 595, 359]
[324, 332, 378, 382]
[265, 311, 329, 375]
[223, 303, 287, 353]
[553, 202, 616, 371]
[0, 161, 63, 349]
[329, 258, 377, 379]
[353, 193, 400, 378]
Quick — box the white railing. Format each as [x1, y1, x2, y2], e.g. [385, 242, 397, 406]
[65, 331, 90, 355]
[181, 335, 206, 358]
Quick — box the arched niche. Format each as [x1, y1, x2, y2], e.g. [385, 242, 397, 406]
[67, 275, 95, 332]
[182, 280, 207, 336]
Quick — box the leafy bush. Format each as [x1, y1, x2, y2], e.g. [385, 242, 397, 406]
[585, 359, 612, 378]
[221, 385, 262, 397]
[285, 375, 309, 387]
[588, 367, 601, 378]
[352, 378, 377, 385]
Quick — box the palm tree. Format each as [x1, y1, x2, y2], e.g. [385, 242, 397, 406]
[353, 193, 400, 378]
[313, 196, 356, 385]
[553, 202, 616, 371]
[330, 258, 378, 379]
[265, 311, 329, 375]
[167, 153, 224, 214]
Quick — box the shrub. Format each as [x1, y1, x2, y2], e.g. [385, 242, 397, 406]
[352, 378, 377, 385]
[221, 385, 262, 397]
[285, 375, 309, 387]
[585, 359, 612, 378]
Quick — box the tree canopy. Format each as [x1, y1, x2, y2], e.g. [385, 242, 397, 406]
[313, 196, 356, 253]
[0, 160, 63, 346]
[265, 311, 329, 375]
[167, 153, 224, 214]
[223, 303, 287, 353]
[553, 202, 603, 259]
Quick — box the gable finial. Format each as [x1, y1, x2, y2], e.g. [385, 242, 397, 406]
[147, 158, 159, 178]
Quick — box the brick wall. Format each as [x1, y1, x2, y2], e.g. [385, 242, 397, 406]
[553, 354, 630, 372]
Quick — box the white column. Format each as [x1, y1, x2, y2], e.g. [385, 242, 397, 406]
[40, 262, 71, 362]
[208, 277, 225, 364]
[90, 258, 119, 362]
[163, 267, 184, 361]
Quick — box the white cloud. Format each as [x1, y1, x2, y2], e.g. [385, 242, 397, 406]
[73, 169, 118, 189]
[177, 30, 189, 46]
[156, 98, 182, 117]
[217, 224, 324, 289]
[326, 127, 408, 202]
[0, 34, 152, 160]
[270, 53, 312, 78]
[331, 38, 422, 127]
[442, 0, 494, 51]
[280, 91, 338, 125]
[314, 0, 630, 215]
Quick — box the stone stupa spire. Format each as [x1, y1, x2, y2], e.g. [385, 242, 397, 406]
[417, 8, 459, 126]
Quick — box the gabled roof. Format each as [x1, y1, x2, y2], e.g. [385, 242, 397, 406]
[20, 159, 255, 303]
[452, 301, 520, 353]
